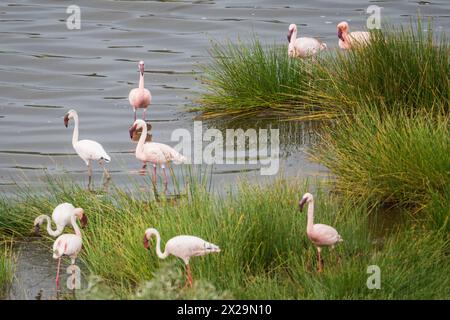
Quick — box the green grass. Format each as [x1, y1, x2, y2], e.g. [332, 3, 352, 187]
[0, 242, 15, 298]
[0, 177, 448, 299]
[195, 18, 450, 120]
[313, 105, 450, 228]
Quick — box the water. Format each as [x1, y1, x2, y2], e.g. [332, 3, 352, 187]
[1, 0, 449, 300]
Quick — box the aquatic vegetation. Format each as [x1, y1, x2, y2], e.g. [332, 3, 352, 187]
[0, 177, 448, 299]
[0, 242, 15, 298]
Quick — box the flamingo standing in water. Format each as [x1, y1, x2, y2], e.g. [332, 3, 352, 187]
[53, 212, 83, 292]
[143, 228, 220, 287]
[34, 203, 87, 237]
[287, 23, 327, 58]
[129, 60, 152, 121]
[129, 119, 187, 192]
[64, 109, 111, 190]
[337, 21, 370, 50]
[299, 193, 343, 272]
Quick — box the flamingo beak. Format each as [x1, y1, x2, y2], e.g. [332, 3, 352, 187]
[80, 214, 88, 228]
[139, 65, 144, 77]
[34, 224, 41, 236]
[338, 29, 344, 41]
[143, 235, 149, 250]
[64, 114, 69, 128]
[287, 29, 293, 42]
[299, 198, 307, 212]
[129, 124, 136, 139]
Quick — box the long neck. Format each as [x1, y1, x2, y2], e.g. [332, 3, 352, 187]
[70, 213, 81, 237]
[153, 230, 169, 260]
[138, 72, 144, 90]
[306, 200, 314, 233]
[37, 215, 63, 237]
[136, 123, 147, 155]
[72, 113, 79, 147]
[290, 28, 298, 44]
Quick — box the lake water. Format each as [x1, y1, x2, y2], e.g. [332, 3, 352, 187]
[1, 0, 450, 299]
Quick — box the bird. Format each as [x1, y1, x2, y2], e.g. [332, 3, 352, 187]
[129, 60, 152, 121]
[337, 21, 370, 50]
[34, 203, 87, 237]
[143, 228, 220, 287]
[64, 109, 111, 190]
[287, 23, 327, 58]
[52, 212, 83, 292]
[129, 119, 187, 192]
[299, 192, 343, 273]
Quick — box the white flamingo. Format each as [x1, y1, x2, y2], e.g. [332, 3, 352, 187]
[129, 119, 187, 191]
[287, 23, 327, 58]
[52, 212, 83, 292]
[337, 21, 370, 49]
[143, 228, 220, 287]
[299, 193, 343, 272]
[64, 109, 111, 190]
[34, 203, 87, 237]
[129, 60, 152, 121]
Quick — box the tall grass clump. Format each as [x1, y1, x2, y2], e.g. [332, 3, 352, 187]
[0, 242, 15, 298]
[314, 105, 450, 224]
[312, 19, 450, 114]
[196, 37, 315, 120]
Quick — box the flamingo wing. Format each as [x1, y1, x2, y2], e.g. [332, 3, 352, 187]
[74, 139, 110, 163]
[310, 224, 342, 247]
[53, 234, 82, 259]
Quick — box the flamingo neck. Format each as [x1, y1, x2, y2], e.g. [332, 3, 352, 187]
[290, 28, 298, 44]
[153, 230, 169, 260]
[37, 215, 63, 237]
[71, 113, 79, 148]
[138, 72, 144, 91]
[70, 213, 81, 237]
[136, 123, 147, 155]
[306, 200, 314, 233]
[342, 30, 352, 44]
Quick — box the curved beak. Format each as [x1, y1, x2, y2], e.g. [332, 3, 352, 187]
[338, 29, 344, 41]
[143, 235, 149, 250]
[299, 198, 307, 212]
[80, 214, 88, 228]
[64, 114, 69, 128]
[139, 65, 144, 77]
[287, 29, 293, 43]
[129, 124, 136, 139]
[34, 224, 41, 236]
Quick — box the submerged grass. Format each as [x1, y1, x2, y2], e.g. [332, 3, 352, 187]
[0, 177, 448, 299]
[0, 242, 14, 298]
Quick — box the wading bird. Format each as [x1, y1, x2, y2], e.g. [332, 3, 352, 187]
[129, 60, 152, 121]
[34, 203, 87, 237]
[143, 228, 220, 287]
[129, 119, 187, 192]
[52, 212, 83, 292]
[287, 23, 327, 58]
[337, 21, 370, 49]
[299, 193, 343, 272]
[64, 109, 111, 190]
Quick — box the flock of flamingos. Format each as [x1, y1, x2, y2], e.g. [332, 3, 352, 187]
[31, 21, 365, 294]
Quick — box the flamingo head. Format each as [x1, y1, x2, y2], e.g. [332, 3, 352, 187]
[33, 223, 41, 236]
[64, 109, 76, 128]
[337, 21, 349, 41]
[129, 119, 146, 139]
[287, 23, 297, 42]
[299, 192, 314, 211]
[139, 60, 145, 76]
[75, 208, 87, 228]
[143, 228, 158, 250]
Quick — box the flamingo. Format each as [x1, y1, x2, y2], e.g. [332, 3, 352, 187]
[53, 212, 83, 292]
[299, 193, 343, 272]
[129, 60, 152, 121]
[143, 228, 220, 287]
[129, 119, 187, 192]
[34, 203, 87, 237]
[287, 23, 327, 58]
[337, 21, 370, 50]
[64, 109, 111, 190]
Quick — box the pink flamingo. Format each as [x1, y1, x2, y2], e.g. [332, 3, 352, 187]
[143, 228, 220, 287]
[64, 109, 111, 190]
[287, 23, 327, 58]
[129, 60, 152, 121]
[34, 203, 87, 237]
[299, 193, 343, 272]
[52, 212, 83, 292]
[337, 21, 370, 50]
[129, 119, 187, 192]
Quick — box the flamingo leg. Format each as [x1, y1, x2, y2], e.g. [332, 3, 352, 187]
[152, 164, 157, 186]
[162, 165, 168, 193]
[185, 264, 193, 288]
[55, 257, 62, 293]
[317, 247, 324, 273]
[143, 108, 147, 121]
[134, 109, 137, 122]
[87, 161, 93, 190]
